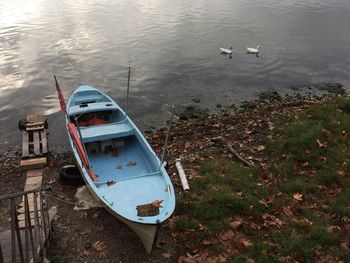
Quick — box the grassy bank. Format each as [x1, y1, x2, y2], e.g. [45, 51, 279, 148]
[149, 94, 350, 262]
[2, 91, 349, 262]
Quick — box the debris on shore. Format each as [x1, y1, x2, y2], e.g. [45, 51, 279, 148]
[1, 86, 349, 262]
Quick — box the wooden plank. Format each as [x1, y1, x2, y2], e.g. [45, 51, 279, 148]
[33, 132, 40, 155]
[20, 157, 46, 170]
[26, 115, 46, 123]
[22, 131, 29, 157]
[17, 206, 36, 213]
[26, 125, 44, 131]
[18, 218, 41, 229]
[24, 176, 42, 191]
[17, 212, 41, 221]
[25, 193, 40, 204]
[25, 176, 42, 186]
[19, 195, 41, 213]
[40, 130, 48, 154]
[18, 194, 42, 208]
[25, 121, 45, 127]
[26, 169, 43, 178]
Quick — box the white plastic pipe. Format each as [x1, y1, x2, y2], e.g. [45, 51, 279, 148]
[175, 159, 190, 192]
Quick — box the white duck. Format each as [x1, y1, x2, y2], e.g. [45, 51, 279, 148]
[220, 47, 233, 54]
[246, 45, 261, 54]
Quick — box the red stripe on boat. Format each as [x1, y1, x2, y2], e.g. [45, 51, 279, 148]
[67, 123, 99, 182]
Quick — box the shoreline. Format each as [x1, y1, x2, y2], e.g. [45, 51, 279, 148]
[0, 85, 349, 262]
[0, 81, 346, 155]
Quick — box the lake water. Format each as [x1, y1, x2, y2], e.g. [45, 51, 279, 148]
[1, 0, 350, 150]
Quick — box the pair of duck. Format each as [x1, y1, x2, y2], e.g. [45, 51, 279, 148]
[220, 45, 261, 55]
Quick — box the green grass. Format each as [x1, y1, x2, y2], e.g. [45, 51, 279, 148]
[281, 178, 319, 194]
[175, 96, 350, 261]
[327, 180, 350, 216]
[175, 159, 268, 237]
[271, 225, 338, 262]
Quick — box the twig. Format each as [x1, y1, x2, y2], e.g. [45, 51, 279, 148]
[211, 136, 254, 166]
[49, 195, 75, 205]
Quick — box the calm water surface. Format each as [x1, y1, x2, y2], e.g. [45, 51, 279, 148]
[1, 0, 350, 150]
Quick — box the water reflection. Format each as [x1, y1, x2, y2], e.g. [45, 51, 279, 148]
[0, 0, 350, 149]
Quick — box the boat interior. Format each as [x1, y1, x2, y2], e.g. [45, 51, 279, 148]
[68, 87, 163, 185]
[85, 135, 160, 184]
[69, 109, 125, 127]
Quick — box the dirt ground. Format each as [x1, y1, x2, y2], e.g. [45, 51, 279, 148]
[0, 152, 178, 263]
[1, 85, 347, 262]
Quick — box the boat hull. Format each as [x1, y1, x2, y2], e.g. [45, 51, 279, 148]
[66, 84, 175, 253]
[80, 170, 159, 254]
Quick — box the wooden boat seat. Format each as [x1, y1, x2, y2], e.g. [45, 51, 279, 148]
[69, 102, 117, 116]
[81, 120, 134, 143]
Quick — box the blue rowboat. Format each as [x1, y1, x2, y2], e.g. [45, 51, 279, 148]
[64, 84, 176, 253]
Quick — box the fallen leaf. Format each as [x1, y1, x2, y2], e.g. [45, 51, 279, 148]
[162, 252, 172, 259]
[92, 240, 108, 258]
[259, 199, 268, 207]
[184, 142, 191, 149]
[219, 230, 235, 242]
[337, 170, 345, 177]
[199, 223, 206, 231]
[230, 217, 243, 229]
[293, 193, 303, 202]
[282, 206, 293, 217]
[302, 162, 309, 167]
[327, 225, 341, 233]
[236, 238, 252, 252]
[263, 213, 284, 228]
[328, 188, 342, 197]
[202, 239, 211, 245]
[250, 222, 261, 230]
[319, 156, 327, 162]
[178, 255, 196, 263]
[81, 248, 90, 257]
[106, 180, 116, 186]
[93, 241, 106, 252]
[93, 210, 102, 218]
[111, 150, 119, 157]
[127, 161, 137, 167]
[242, 240, 253, 249]
[316, 139, 326, 148]
[257, 145, 266, 151]
[80, 228, 91, 235]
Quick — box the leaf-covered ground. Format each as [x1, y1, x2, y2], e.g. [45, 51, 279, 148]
[146, 94, 350, 262]
[1, 92, 349, 262]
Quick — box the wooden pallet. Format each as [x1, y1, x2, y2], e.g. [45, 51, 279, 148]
[20, 115, 48, 170]
[22, 130, 47, 158]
